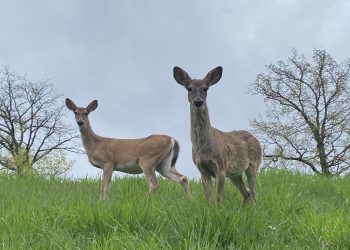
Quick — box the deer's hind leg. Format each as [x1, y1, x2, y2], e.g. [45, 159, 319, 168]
[156, 146, 190, 196]
[245, 164, 258, 207]
[139, 158, 160, 195]
[157, 166, 190, 196]
[228, 174, 250, 208]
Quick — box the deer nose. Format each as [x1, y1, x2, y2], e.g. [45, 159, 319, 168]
[194, 99, 203, 107]
[77, 120, 84, 127]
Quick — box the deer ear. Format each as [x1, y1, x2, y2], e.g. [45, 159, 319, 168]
[65, 98, 77, 111]
[204, 66, 223, 86]
[87, 100, 98, 112]
[173, 66, 191, 89]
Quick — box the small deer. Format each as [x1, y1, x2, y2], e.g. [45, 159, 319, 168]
[65, 98, 189, 200]
[173, 66, 261, 207]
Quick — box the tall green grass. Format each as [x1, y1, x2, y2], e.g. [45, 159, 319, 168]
[0, 170, 349, 249]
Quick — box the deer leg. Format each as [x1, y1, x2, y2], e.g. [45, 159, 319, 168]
[144, 170, 159, 195]
[216, 170, 226, 207]
[229, 174, 250, 208]
[140, 159, 159, 195]
[158, 167, 190, 196]
[101, 166, 113, 201]
[201, 173, 212, 205]
[173, 169, 190, 197]
[246, 165, 258, 207]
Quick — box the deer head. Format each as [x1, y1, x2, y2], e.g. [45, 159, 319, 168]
[173, 66, 223, 108]
[65, 98, 98, 128]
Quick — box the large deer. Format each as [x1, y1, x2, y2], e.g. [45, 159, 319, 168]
[65, 98, 189, 200]
[173, 66, 261, 207]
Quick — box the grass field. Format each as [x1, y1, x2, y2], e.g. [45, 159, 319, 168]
[0, 170, 349, 249]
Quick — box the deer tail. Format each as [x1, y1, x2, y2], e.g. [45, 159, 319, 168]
[171, 139, 180, 167]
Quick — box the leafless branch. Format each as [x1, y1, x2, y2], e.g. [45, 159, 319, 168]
[250, 49, 350, 175]
[0, 66, 80, 174]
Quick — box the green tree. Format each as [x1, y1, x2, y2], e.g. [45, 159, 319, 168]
[33, 150, 74, 178]
[0, 66, 79, 175]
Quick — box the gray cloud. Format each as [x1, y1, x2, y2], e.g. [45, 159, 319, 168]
[1, 0, 349, 178]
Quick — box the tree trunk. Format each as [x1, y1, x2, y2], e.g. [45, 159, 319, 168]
[317, 142, 330, 175]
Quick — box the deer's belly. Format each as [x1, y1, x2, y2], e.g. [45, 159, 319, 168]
[114, 161, 143, 174]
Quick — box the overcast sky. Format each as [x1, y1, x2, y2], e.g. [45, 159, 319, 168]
[1, 0, 350, 179]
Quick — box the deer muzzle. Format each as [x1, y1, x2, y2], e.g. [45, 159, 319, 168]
[194, 99, 203, 107]
[77, 120, 84, 127]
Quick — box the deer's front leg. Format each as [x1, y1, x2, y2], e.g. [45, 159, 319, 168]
[216, 170, 226, 207]
[200, 172, 212, 205]
[101, 166, 113, 201]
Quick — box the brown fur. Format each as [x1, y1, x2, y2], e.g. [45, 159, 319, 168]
[66, 98, 189, 200]
[173, 66, 261, 207]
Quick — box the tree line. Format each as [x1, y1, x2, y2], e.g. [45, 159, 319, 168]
[1, 49, 350, 177]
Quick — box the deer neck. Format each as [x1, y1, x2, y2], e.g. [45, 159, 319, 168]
[190, 103, 214, 153]
[79, 120, 98, 154]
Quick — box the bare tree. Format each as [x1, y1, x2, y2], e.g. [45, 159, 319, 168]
[0, 66, 79, 175]
[250, 49, 350, 175]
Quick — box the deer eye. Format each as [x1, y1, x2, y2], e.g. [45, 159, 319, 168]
[187, 87, 192, 92]
[203, 87, 208, 92]
[84, 112, 88, 115]
[74, 111, 78, 115]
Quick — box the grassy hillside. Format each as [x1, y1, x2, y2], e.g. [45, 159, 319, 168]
[0, 170, 349, 249]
